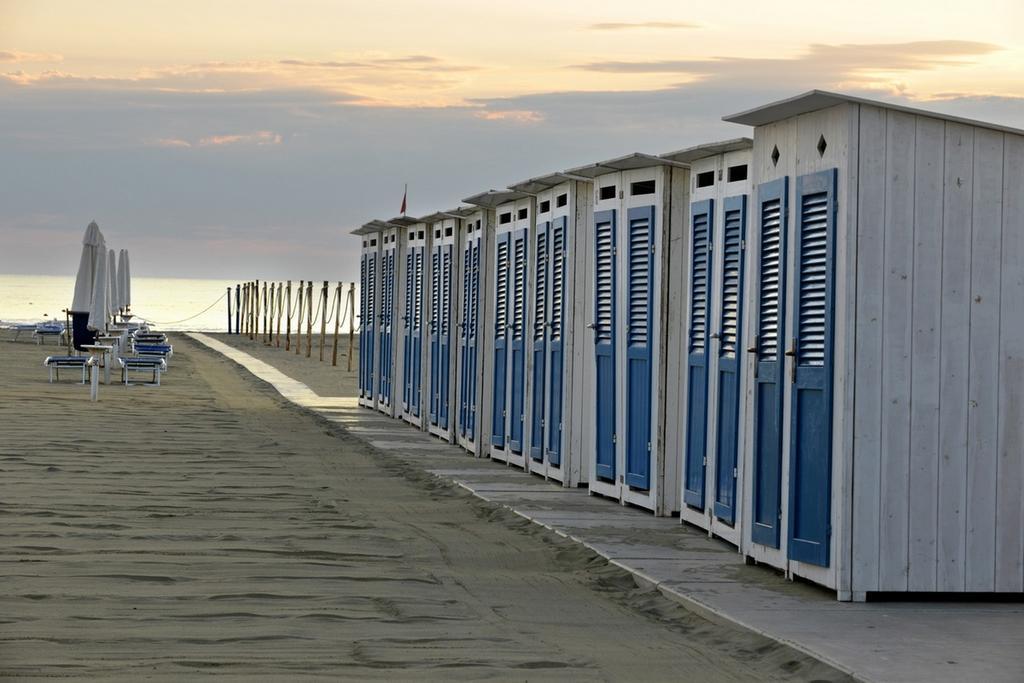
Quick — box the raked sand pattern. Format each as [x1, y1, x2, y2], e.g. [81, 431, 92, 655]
[0, 333, 848, 680]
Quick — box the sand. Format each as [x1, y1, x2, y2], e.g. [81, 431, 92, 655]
[0, 333, 849, 681]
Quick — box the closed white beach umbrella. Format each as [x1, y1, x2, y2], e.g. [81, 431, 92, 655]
[118, 249, 130, 312]
[88, 246, 108, 331]
[71, 221, 105, 312]
[107, 249, 119, 318]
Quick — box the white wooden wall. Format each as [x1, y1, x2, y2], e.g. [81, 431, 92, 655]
[851, 105, 1024, 595]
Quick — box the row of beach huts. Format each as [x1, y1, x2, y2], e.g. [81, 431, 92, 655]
[352, 90, 1024, 600]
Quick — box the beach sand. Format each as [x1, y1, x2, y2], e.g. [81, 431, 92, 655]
[0, 334, 849, 680]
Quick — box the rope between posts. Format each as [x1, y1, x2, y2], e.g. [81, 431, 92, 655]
[133, 291, 227, 326]
[310, 289, 322, 325]
[323, 286, 340, 326]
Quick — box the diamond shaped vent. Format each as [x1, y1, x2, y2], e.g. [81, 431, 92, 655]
[770, 145, 780, 167]
[817, 134, 828, 157]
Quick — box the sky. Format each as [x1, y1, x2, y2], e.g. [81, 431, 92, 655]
[1, 0, 1022, 283]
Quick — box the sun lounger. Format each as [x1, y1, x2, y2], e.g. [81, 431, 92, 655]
[132, 333, 167, 345]
[33, 323, 65, 345]
[133, 343, 173, 361]
[43, 355, 91, 383]
[119, 356, 167, 386]
[12, 324, 37, 342]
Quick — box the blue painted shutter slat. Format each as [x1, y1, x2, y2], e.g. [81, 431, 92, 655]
[530, 223, 549, 461]
[509, 229, 527, 454]
[752, 178, 788, 548]
[491, 233, 510, 446]
[684, 199, 713, 508]
[714, 195, 747, 524]
[546, 216, 566, 466]
[625, 206, 655, 490]
[593, 210, 617, 481]
[787, 169, 837, 567]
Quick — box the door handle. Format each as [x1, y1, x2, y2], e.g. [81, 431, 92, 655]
[785, 338, 797, 383]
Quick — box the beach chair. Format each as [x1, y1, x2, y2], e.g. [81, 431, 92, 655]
[119, 356, 167, 386]
[132, 332, 167, 345]
[12, 324, 37, 342]
[43, 355, 91, 383]
[133, 343, 173, 362]
[33, 323, 65, 345]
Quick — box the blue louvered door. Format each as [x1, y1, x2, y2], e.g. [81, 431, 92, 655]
[788, 169, 837, 567]
[403, 250, 414, 411]
[381, 247, 395, 406]
[467, 240, 480, 439]
[491, 233, 510, 447]
[366, 252, 377, 401]
[410, 247, 424, 416]
[626, 206, 655, 490]
[684, 200, 713, 508]
[546, 216, 567, 467]
[714, 196, 747, 524]
[530, 222, 549, 461]
[751, 178, 788, 548]
[429, 246, 441, 425]
[508, 229, 528, 454]
[593, 210, 617, 481]
[438, 244, 453, 429]
[360, 254, 367, 396]
[459, 240, 472, 437]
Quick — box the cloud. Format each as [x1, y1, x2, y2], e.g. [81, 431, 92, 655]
[573, 40, 1003, 91]
[474, 109, 544, 124]
[588, 21, 700, 31]
[199, 131, 282, 146]
[0, 50, 62, 63]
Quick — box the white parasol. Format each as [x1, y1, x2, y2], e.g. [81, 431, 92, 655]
[71, 221, 106, 312]
[87, 245, 109, 331]
[118, 249, 131, 312]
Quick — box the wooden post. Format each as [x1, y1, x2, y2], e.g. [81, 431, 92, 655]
[227, 286, 232, 333]
[268, 282, 275, 345]
[319, 280, 328, 361]
[235, 284, 241, 334]
[347, 282, 355, 372]
[306, 280, 313, 359]
[285, 280, 292, 351]
[276, 282, 282, 347]
[295, 280, 304, 355]
[331, 281, 341, 366]
[250, 281, 257, 340]
[262, 281, 268, 344]
[242, 283, 248, 336]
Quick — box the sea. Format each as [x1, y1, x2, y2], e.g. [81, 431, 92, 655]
[0, 274, 241, 332]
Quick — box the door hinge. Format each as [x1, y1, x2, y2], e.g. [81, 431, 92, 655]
[647, 441, 651, 451]
[702, 456, 707, 466]
[612, 432, 617, 443]
[733, 467, 738, 478]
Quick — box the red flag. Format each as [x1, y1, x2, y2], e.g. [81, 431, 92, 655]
[400, 185, 407, 215]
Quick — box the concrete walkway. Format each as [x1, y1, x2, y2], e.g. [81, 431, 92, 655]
[190, 333, 1024, 683]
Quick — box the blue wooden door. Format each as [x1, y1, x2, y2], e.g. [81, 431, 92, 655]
[429, 246, 441, 425]
[625, 206, 655, 490]
[713, 196, 747, 524]
[684, 200, 713, 508]
[546, 216, 567, 467]
[380, 247, 394, 406]
[410, 247, 423, 416]
[508, 229, 528, 454]
[459, 240, 472, 437]
[593, 210, 617, 481]
[530, 222, 549, 461]
[359, 254, 367, 396]
[438, 244, 453, 429]
[491, 233, 510, 447]
[787, 169, 837, 567]
[467, 240, 480, 439]
[366, 252, 377, 401]
[402, 250, 414, 411]
[751, 178, 788, 548]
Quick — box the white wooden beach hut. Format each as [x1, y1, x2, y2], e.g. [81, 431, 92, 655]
[659, 139, 753, 547]
[449, 206, 492, 457]
[464, 190, 535, 468]
[420, 211, 463, 442]
[564, 153, 690, 515]
[375, 219, 406, 417]
[506, 173, 593, 487]
[390, 216, 430, 428]
[723, 90, 1024, 599]
[353, 222, 383, 409]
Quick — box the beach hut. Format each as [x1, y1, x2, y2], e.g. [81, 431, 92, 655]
[564, 154, 689, 515]
[420, 211, 463, 442]
[722, 90, 1024, 599]
[450, 206, 492, 456]
[464, 190, 534, 468]
[368, 219, 404, 417]
[353, 222, 383, 409]
[506, 173, 593, 486]
[659, 139, 753, 547]
[391, 216, 430, 428]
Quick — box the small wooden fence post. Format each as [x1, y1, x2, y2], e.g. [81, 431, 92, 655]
[305, 281, 313, 359]
[331, 281, 341, 366]
[347, 282, 355, 372]
[295, 280, 304, 355]
[319, 280, 328, 361]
